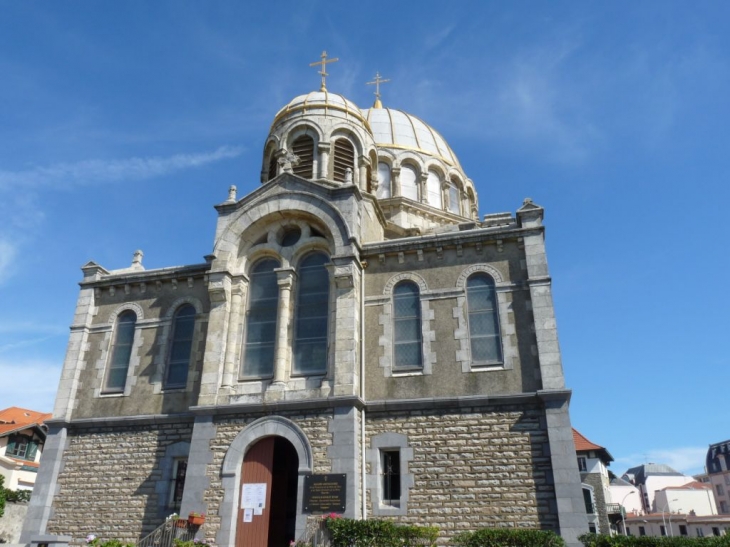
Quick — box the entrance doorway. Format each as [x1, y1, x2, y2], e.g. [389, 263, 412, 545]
[236, 436, 299, 547]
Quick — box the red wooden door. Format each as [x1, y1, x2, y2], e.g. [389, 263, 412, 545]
[236, 437, 275, 547]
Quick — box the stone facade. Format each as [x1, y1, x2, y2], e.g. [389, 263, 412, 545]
[22, 87, 587, 547]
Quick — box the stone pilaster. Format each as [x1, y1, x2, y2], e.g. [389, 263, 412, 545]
[540, 391, 589, 546]
[317, 142, 330, 179]
[202, 271, 232, 406]
[272, 268, 295, 385]
[328, 256, 361, 397]
[221, 275, 248, 388]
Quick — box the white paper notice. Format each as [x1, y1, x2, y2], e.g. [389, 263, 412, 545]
[243, 508, 253, 522]
[241, 482, 267, 509]
[254, 507, 263, 516]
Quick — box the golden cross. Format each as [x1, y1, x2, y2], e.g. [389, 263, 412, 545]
[366, 72, 391, 108]
[309, 51, 339, 92]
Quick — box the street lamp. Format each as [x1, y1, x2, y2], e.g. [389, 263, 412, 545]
[662, 498, 679, 537]
[621, 491, 636, 535]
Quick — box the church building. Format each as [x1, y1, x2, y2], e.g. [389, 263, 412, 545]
[22, 62, 587, 546]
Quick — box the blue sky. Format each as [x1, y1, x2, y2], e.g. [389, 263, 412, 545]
[1, 1, 728, 477]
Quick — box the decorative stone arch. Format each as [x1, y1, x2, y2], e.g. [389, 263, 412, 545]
[152, 297, 206, 393]
[423, 159, 447, 179]
[217, 416, 314, 546]
[379, 272, 435, 377]
[213, 190, 353, 271]
[453, 264, 516, 373]
[241, 249, 285, 275]
[383, 271, 428, 295]
[107, 301, 144, 324]
[284, 122, 324, 150]
[394, 152, 424, 175]
[456, 263, 505, 287]
[328, 125, 366, 159]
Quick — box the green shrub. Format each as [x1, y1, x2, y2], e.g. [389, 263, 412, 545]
[578, 534, 730, 547]
[0, 475, 5, 518]
[452, 528, 565, 547]
[325, 517, 438, 547]
[4, 489, 31, 503]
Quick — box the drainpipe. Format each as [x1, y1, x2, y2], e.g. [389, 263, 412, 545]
[360, 260, 367, 520]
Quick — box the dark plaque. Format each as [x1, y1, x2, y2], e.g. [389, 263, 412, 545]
[303, 473, 347, 513]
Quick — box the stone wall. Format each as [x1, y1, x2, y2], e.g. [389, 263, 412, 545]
[582, 472, 610, 533]
[0, 501, 28, 543]
[365, 404, 558, 540]
[46, 421, 193, 545]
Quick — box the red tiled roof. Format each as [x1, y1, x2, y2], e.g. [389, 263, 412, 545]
[0, 406, 52, 436]
[573, 428, 604, 452]
[664, 480, 711, 490]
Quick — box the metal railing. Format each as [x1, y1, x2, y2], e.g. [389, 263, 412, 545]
[137, 518, 199, 547]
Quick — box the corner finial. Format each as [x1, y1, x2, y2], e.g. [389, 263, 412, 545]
[227, 185, 237, 202]
[131, 250, 144, 270]
[309, 51, 339, 92]
[366, 72, 390, 108]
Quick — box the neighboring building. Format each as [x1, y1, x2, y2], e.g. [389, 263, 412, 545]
[703, 440, 730, 514]
[608, 477, 642, 517]
[655, 481, 717, 517]
[0, 407, 52, 491]
[22, 77, 587, 546]
[622, 463, 694, 514]
[624, 513, 730, 538]
[573, 429, 620, 534]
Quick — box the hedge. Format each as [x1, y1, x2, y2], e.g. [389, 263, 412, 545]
[451, 528, 566, 547]
[324, 517, 439, 547]
[579, 534, 730, 547]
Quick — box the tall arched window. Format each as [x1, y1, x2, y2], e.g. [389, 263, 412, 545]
[393, 282, 422, 369]
[426, 170, 442, 208]
[293, 252, 330, 374]
[291, 135, 314, 179]
[104, 310, 137, 392]
[242, 258, 280, 378]
[400, 165, 418, 201]
[332, 138, 355, 182]
[466, 274, 502, 364]
[376, 162, 391, 199]
[165, 304, 196, 388]
[448, 181, 461, 214]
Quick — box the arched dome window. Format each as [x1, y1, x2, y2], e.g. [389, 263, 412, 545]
[332, 138, 355, 183]
[448, 181, 461, 214]
[426, 170, 442, 209]
[377, 162, 391, 199]
[291, 135, 314, 179]
[267, 152, 278, 182]
[466, 274, 502, 364]
[242, 258, 280, 378]
[400, 165, 418, 201]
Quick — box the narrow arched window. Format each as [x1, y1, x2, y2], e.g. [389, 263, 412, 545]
[293, 252, 330, 374]
[333, 138, 355, 182]
[427, 170, 442, 208]
[448, 181, 461, 214]
[400, 165, 418, 201]
[267, 152, 278, 181]
[393, 282, 422, 369]
[376, 162, 391, 199]
[242, 258, 280, 378]
[105, 310, 137, 392]
[165, 304, 196, 388]
[466, 274, 502, 363]
[291, 135, 314, 179]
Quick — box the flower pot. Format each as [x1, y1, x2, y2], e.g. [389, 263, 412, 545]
[188, 515, 206, 526]
[175, 520, 188, 528]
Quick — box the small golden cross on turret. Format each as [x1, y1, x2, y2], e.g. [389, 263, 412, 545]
[309, 51, 339, 92]
[366, 72, 391, 108]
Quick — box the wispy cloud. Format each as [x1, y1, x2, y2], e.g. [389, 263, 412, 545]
[0, 238, 18, 284]
[0, 145, 244, 191]
[615, 447, 708, 476]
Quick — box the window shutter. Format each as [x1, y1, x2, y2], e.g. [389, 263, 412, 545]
[291, 136, 314, 178]
[332, 139, 355, 182]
